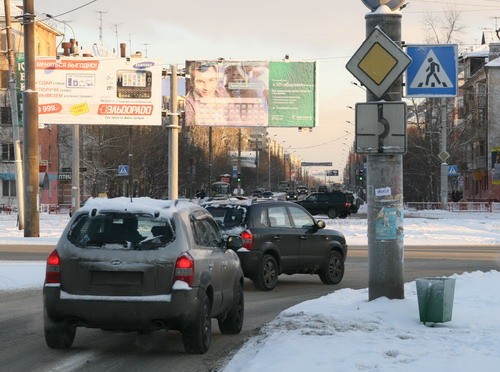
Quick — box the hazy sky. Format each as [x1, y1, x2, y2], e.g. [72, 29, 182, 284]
[34, 0, 500, 178]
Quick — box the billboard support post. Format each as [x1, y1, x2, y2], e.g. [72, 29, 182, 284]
[71, 125, 80, 215]
[168, 64, 179, 200]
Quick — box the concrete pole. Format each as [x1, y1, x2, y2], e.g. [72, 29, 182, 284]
[22, 0, 39, 237]
[4, 0, 24, 229]
[208, 127, 213, 191]
[366, 10, 404, 300]
[268, 139, 271, 190]
[238, 128, 242, 195]
[168, 64, 179, 200]
[440, 98, 448, 210]
[128, 126, 133, 199]
[71, 125, 80, 215]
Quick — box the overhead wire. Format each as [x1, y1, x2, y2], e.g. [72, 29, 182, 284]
[37, 0, 98, 22]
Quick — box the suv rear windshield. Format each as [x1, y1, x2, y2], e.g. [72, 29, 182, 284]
[68, 212, 175, 251]
[205, 206, 245, 228]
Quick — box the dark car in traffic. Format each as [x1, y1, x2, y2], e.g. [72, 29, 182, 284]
[296, 192, 351, 219]
[202, 199, 348, 291]
[261, 191, 274, 198]
[43, 197, 244, 354]
[296, 186, 308, 195]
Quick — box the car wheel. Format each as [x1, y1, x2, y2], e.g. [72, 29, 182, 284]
[327, 208, 338, 219]
[183, 291, 211, 354]
[253, 255, 278, 291]
[44, 310, 76, 349]
[318, 251, 344, 285]
[218, 282, 244, 334]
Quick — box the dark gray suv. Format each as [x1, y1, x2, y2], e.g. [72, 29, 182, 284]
[296, 192, 351, 218]
[43, 197, 244, 354]
[203, 199, 348, 291]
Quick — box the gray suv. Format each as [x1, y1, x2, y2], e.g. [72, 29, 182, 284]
[203, 199, 348, 291]
[43, 197, 244, 354]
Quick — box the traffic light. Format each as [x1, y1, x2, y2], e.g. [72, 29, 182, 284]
[237, 172, 241, 182]
[357, 169, 364, 181]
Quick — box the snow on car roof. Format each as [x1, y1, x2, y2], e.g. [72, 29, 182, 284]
[79, 197, 198, 218]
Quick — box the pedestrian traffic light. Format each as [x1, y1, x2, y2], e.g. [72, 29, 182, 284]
[237, 172, 241, 182]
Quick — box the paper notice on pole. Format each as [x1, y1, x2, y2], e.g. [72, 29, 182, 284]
[375, 187, 392, 197]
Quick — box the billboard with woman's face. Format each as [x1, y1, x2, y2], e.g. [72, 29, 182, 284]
[185, 60, 315, 128]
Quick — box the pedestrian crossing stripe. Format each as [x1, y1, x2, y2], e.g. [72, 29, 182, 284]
[410, 50, 453, 89]
[406, 44, 458, 98]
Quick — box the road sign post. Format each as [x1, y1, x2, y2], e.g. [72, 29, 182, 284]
[349, 3, 406, 301]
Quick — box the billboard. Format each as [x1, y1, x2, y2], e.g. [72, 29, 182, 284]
[35, 57, 162, 125]
[185, 60, 315, 128]
[229, 151, 257, 168]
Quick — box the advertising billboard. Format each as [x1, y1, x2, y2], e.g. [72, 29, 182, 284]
[185, 60, 315, 128]
[35, 57, 162, 125]
[229, 151, 257, 168]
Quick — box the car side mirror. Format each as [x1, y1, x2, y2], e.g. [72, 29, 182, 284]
[315, 219, 326, 229]
[226, 235, 243, 251]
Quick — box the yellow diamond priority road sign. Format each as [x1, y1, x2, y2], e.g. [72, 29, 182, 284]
[346, 27, 412, 99]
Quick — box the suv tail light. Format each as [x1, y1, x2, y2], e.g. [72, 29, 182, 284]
[46, 250, 61, 284]
[175, 253, 194, 286]
[240, 230, 254, 250]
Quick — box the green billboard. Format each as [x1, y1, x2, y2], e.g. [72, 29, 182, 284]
[268, 61, 316, 128]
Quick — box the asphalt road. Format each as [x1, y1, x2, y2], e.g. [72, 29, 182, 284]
[0, 244, 498, 371]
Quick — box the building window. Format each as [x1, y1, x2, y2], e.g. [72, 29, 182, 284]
[477, 82, 487, 108]
[2, 180, 16, 197]
[478, 141, 486, 157]
[1, 106, 12, 124]
[1, 143, 15, 161]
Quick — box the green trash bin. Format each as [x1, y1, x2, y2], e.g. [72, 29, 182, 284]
[416, 277, 456, 324]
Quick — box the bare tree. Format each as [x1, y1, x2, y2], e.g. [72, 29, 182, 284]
[421, 5, 466, 45]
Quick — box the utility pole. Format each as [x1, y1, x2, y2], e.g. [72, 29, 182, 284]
[208, 127, 213, 191]
[22, 0, 39, 236]
[366, 9, 404, 300]
[440, 97, 448, 209]
[71, 125, 80, 215]
[4, 0, 24, 229]
[168, 64, 179, 200]
[350, 0, 408, 300]
[237, 128, 242, 195]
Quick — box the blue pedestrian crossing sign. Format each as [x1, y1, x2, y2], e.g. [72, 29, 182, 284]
[117, 165, 129, 176]
[406, 44, 458, 97]
[448, 165, 459, 177]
